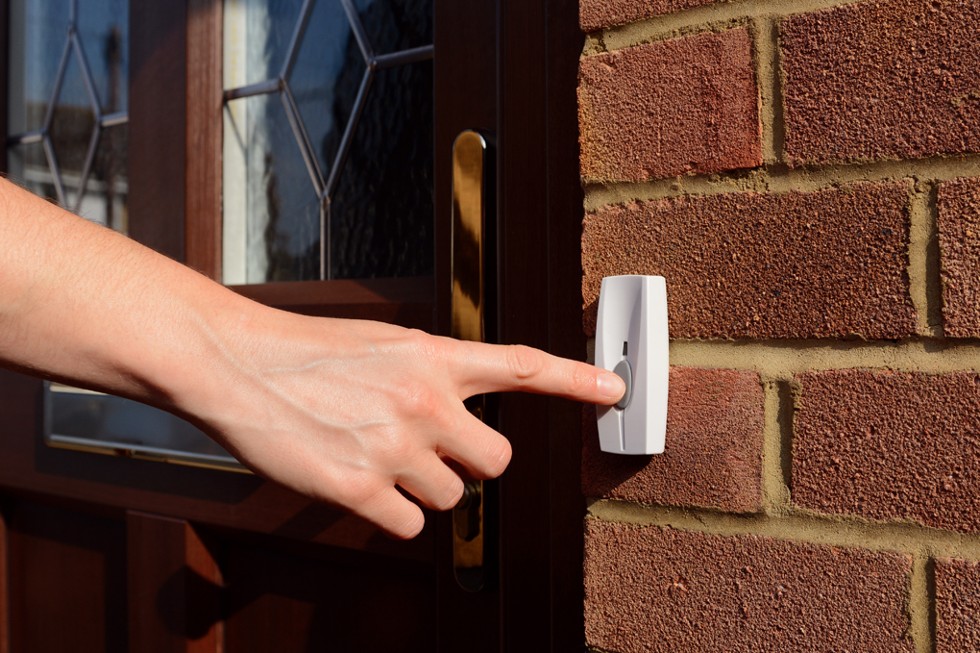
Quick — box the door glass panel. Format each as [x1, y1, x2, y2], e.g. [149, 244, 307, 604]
[7, 141, 54, 199]
[223, 93, 323, 282]
[223, 0, 305, 88]
[77, 0, 129, 116]
[354, 0, 433, 55]
[49, 51, 98, 210]
[85, 124, 129, 232]
[330, 61, 433, 279]
[288, 0, 364, 183]
[7, 0, 129, 222]
[222, 0, 434, 285]
[45, 384, 242, 471]
[7, 0, 71, 134]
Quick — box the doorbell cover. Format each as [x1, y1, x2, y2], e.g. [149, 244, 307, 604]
[595, 275, 669, 455]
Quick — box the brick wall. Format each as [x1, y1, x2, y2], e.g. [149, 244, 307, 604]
[577, 1, 980, 651]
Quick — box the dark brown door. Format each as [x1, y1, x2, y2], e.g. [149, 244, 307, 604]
[0, 0, 585, 650]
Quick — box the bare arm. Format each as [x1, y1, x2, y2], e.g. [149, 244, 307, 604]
[0, 178, 625, 538]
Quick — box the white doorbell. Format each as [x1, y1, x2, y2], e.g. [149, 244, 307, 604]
[595, 275, 669, 455]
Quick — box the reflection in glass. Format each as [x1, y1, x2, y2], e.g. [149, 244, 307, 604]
[288, 0, 362, 181]
[7, 0, 72, 134]
[222, 0, 434, 284]
[223, 0, 304, 89]
[224, 93, 322, 282]
[46, 385, 241, 470]
[7, 0, 129, 223]
[50, 51, 98, 207]
[78, 0, 128, 115]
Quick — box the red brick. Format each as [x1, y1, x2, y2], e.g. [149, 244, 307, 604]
[582, 181, 916, 339]
[583, 368, 764, 512]
[781, 0, 980, 167]
[580, 0, 716, 31]
[936, 558, 980, 653]
[794, 370, 980, 533]
[578, 29, 761, 183]
[585, 521, 914, 653]
[938, 177, 980, 337]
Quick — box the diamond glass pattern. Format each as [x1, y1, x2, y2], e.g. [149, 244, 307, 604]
[49, 50, 99, 209]
[7, 0, 129, 228]
[330, 61, 433, 279]
[222, 0, 434, 284]
[224, 93, 323, 282]
[287, 0, 364, 183]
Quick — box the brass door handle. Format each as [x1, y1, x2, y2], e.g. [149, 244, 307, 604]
[450, 130, 490, 592]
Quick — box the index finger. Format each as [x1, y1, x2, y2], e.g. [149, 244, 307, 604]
[446, 340, 626, 405]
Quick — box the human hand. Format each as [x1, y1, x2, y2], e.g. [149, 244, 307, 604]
[0, 179, 622, 539]
[188, 310, 626, 539]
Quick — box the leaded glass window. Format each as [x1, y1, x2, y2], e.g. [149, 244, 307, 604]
[222, 0, 434, 284]
[7, 0, 129, 231]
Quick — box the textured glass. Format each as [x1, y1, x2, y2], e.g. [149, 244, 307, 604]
[223, 0, 305, 89]
[288, 0, 364, 180]
[355, 0, 433, 55]
[77, 0, 129, 114]
[331, 61, 433, 278]
[224, 93, 322, 282]
[8, 142, 55, 200]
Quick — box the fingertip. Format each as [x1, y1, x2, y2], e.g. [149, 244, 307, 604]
[596, 371, 626, 405]
[484, 437, 512, 479]
[363, 488, 427, 540]
[391, 505, 426, 540]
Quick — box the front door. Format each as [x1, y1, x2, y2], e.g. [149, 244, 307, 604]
[0, 0, 585, 650]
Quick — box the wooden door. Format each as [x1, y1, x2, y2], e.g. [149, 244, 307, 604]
[0, 0, 585, 650]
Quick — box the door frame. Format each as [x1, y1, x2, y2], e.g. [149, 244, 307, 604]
[447, 1, 587, 649]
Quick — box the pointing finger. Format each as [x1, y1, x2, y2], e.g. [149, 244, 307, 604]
[446, 340, 625, 405]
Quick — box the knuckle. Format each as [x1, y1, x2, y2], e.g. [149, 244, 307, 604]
[333, 473, 382, 508]
[405, 329, 441, 359]
[397, 383, 441, 421]
[507, 345, 544, 383]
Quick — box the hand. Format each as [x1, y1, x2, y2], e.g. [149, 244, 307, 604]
[0, 178, 623, 539]
[188, 311, 626, 539]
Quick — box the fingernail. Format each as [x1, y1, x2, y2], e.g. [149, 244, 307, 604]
[597, 371, 626, 401]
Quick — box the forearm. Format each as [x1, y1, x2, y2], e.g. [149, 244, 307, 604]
[0, 177, 253, 415]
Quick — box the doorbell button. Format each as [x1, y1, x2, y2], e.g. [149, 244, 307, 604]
[612, 359, 632, 410]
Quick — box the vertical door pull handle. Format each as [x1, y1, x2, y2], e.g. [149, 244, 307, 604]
[450, 130, 489, 592]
